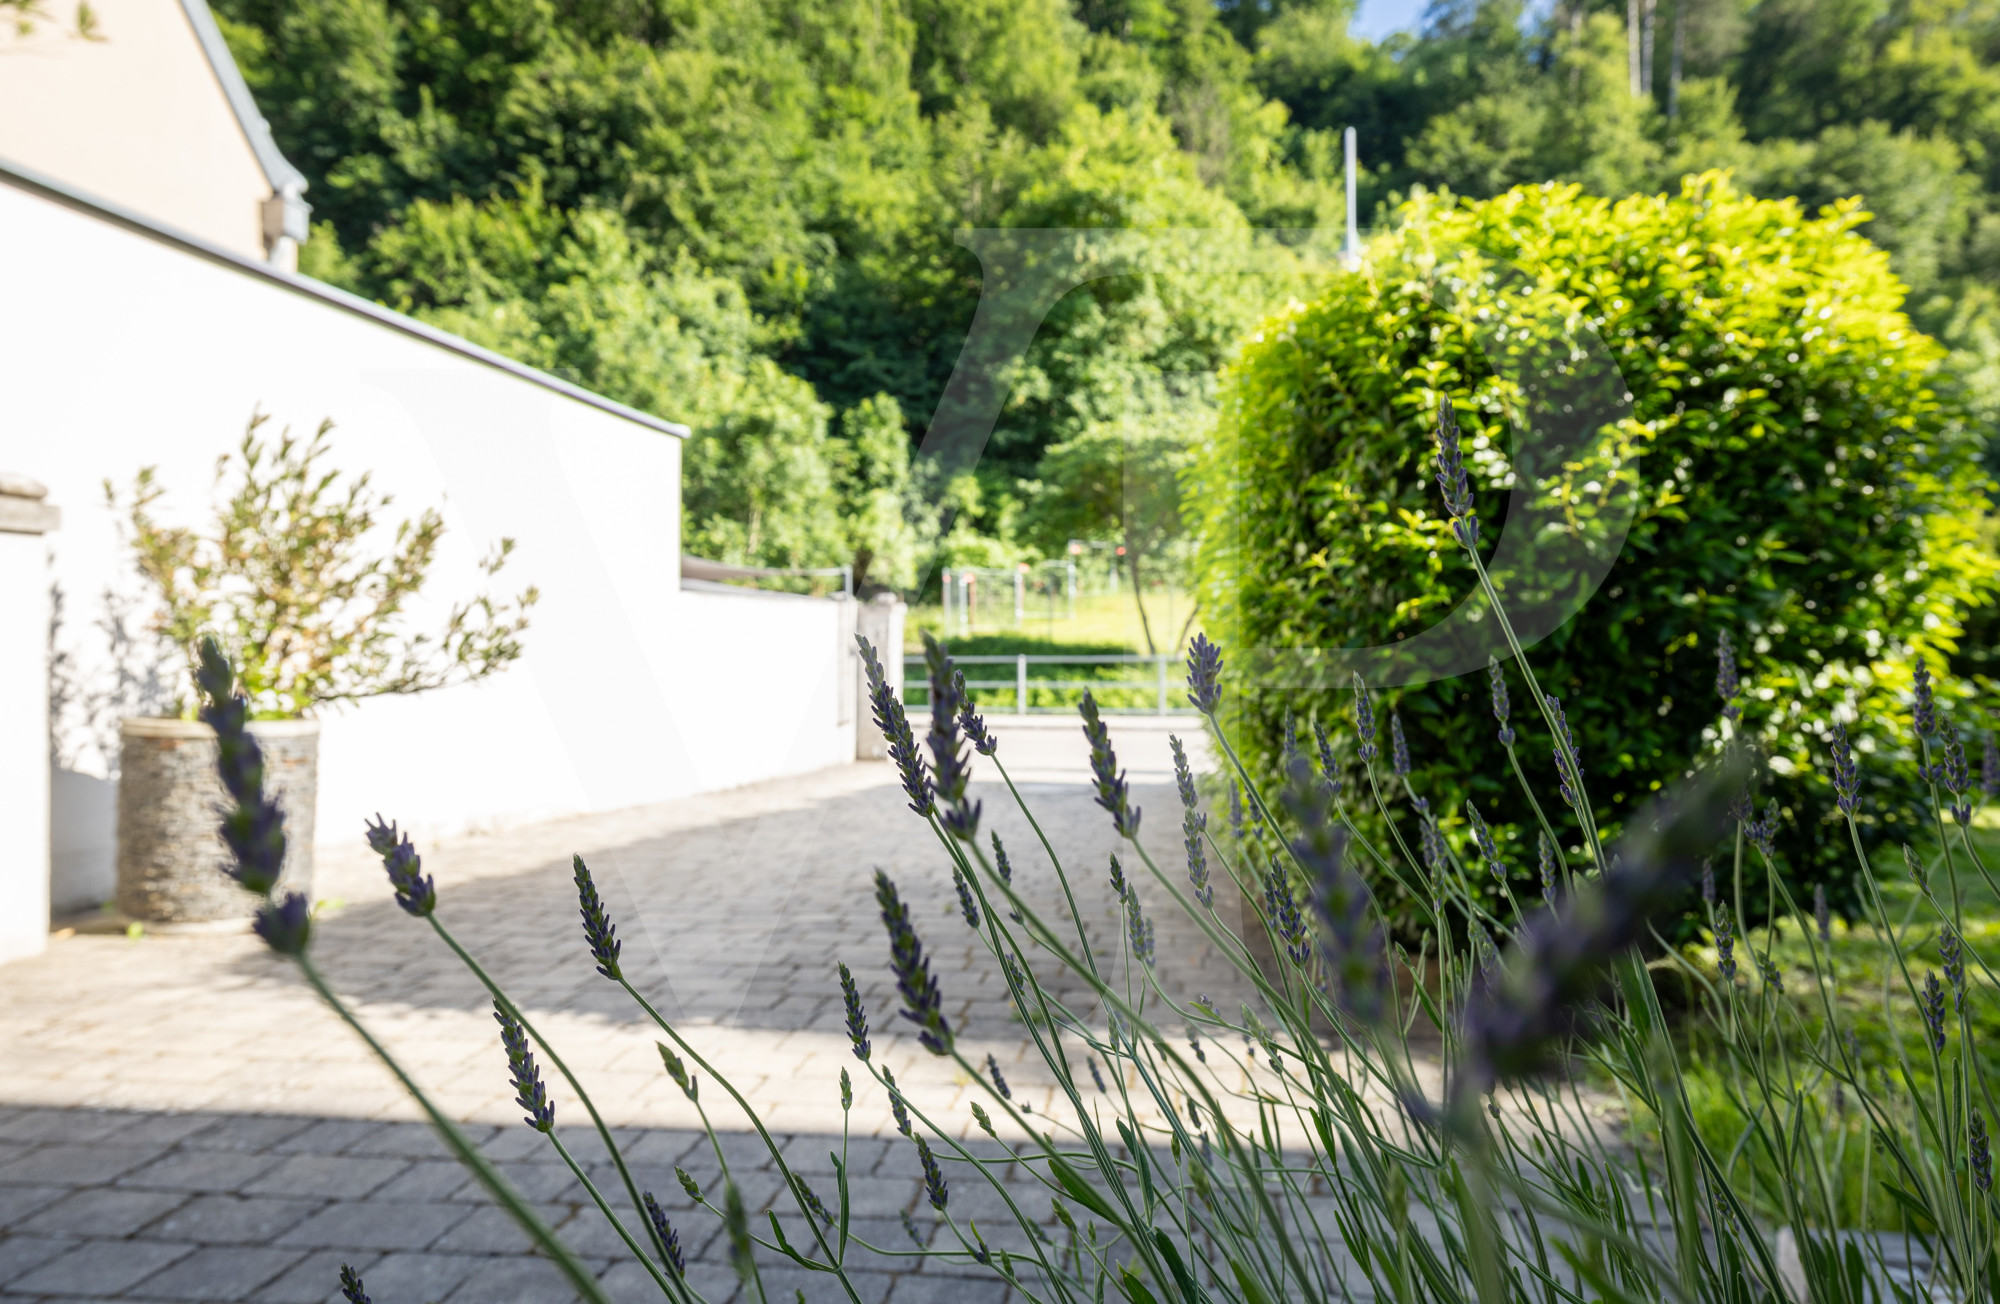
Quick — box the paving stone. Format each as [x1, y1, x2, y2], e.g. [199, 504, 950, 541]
[275, 1200, 475, 1252]
[118, 1148, 283, 1193]
[444, 1253, 595, 1303]
[0, 1233, 77, 1284]
[136, 1244, 306, 1300]
[327, 1249, 489, 1302]
[370, 1159, 472, 1202]
[0, 1144, 162, 1186]
[0, 1184, 67, 1230]
[179, 1115, 317, 1152]
[241, 1154, 408, 1200]
[9, 1238, 191, 1295]
[144, 1192, 320, 1244]
[16, 1188, 187, 1238]
[427, 1204, 567, 1256]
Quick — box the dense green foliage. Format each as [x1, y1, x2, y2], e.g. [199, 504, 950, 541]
[1193, 177, 1997, 929]
[215, 0, 2000, 592]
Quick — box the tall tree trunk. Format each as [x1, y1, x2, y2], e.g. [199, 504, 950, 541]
[1640, 0, 1656, 97]
[1128, 551, 1157, 657]
[1667, 0, 1685, 118]
[1628, 0, 1642, 97]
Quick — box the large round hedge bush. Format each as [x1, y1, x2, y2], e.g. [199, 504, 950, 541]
[1191, 173, 1996, 933]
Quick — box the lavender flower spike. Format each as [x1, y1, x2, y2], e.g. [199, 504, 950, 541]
[364, 815, 435, 917]
[1185, 632, 1223, 714]
[642, 1193, 686, 1276]
[1714, 905, 1736, 982]
[495, 1001, 554, 1132]
[1353, 673, 1377, 765]
[875, 870, 953, 1055]
[1390, 712, 1411, 778]
[1828, 720, 1861, 815]
[338, 1265, 371, 1304]
[1974, 1113, 1993, 1195]
[1940, 725, 1973, 824]
[1080, 690, 1141, 838]
[957, 669, 997, 757]
[1488, 657, 1515, 746]
[857, 633, 933, 818]
[838, 963, 871, 1062]
[916, 1135, 948, 1211]
[1173, 735, 1213, 906]
[1432, 393, 1480, 547]
[254, 892, 313, 955]
[1280, 754, 1383, 1020]
[922, 633, 981, 840]
[1545, 693, 1581, 807]
[1312, 719, 1343, 802]
[985, 1053, 1012, 1100]
[1921, 971, 1948, 1054]
[1942, 926, 1966, 1012]
[1715, 631, 1741, 723]
[1913, 657, 1938, 738]
[194, 635, 287, 897]
[572, 855, 622, 981]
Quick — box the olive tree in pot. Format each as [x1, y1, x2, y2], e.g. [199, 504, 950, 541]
[107, 411, 536, 926]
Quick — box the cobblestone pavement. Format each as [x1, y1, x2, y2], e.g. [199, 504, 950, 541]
[1, 720, 1319, 1304]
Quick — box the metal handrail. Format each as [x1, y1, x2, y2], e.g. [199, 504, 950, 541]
[902, 651, 1193, 715]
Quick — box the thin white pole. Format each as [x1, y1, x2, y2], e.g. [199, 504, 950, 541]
[1343, 126, 1361, 270]
[1017, 654, 1028, 716]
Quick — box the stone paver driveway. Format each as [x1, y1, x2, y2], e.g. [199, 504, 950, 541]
[2, 722, 1264, 1303]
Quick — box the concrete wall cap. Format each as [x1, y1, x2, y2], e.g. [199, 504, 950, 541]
[121, 715, 322, 739]
[0, 472, 48, 499]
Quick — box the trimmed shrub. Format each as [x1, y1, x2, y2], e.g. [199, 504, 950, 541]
[1190, 173, 1997, 934]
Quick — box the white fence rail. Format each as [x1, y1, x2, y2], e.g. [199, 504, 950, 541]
[903, 653, 1195, 716]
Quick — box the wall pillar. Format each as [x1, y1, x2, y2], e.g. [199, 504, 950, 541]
[0, 474, 60, 963]
[854, 594, 905, 760]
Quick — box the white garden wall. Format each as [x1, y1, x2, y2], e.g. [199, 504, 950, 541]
[0, 164, 857, 928]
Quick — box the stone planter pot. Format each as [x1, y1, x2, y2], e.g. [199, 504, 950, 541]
[115, 717, 319, 924]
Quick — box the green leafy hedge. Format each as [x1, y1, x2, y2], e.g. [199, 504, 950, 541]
[1191, 174, 1997, 934]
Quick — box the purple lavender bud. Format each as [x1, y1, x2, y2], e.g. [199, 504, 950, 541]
[1973, 1113, 1993, 1194]
[253, 891, 313, 954]
[1488, 658, 1516, 747]
[1756, 952, 1783, 995]
[1715, 631, 1741, 723]
[1913, 658, 1938, 738]
[1418, 816, 1447, 879]
[1921, 971, 1947, 1053]
[956, 670, 997, 757]
[1126, 893, 1158, 968]
[1747, 801, 1779, 858]
[1941, 725, 1973, 823]
[1185, 633, 1223, 714]
[1170, 739, 1212, 906]
[1312, 720, 1343, 802]
[838, 963, 871, 1062]
[1280, 754, 1383, 1018]
[1814, 884, 1830, 944]
[923, 633, 981, 840]
[1471, 923, 1499, 982]
[572, 855, 622, 981]
[985, 1053, 1011, 1100]
[1228, 778, 1245, 843]
[916, 1135, 948, 1211]
[1432, 394, 1480, 547]
[1390, 712, 1411, 778]
[1828, 720, 1861, 815]
[1942, 926, 1966, 1011]
[338, 1265, 371, 1304]
[884, 1066, 912, 1136]
[1540, 835, 1558, 907]
[1353, 674, 1377, 766]
[1108, 853, 1129, 902]
[494, 1001, 554, 1132]
[1088, 1056, 1107, 1092]
[900, 1209, 925, 1246]
[642, 1193, 685, 1275]
[875, 870, 953, 1055]
[1080, 690, 1140, 839]
[195, 636, 288, 897]
[858, 634, 933, 818]
[363, 816, 435, 917]
[1545, 693, 1581, 807]
[1171, 735, 1199, 812]
[1466, 800, 1504, 882]
[795, 1176, 834, 1226]
[1714, 906, 1736, 981]
[951, 863, 980, 928]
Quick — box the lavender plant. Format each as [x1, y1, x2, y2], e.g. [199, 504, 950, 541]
[197, 393, 2000, 1304]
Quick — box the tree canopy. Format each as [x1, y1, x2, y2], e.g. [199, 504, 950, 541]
[217, 0, 2000, 591]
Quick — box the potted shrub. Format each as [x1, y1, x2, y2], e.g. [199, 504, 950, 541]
[106, 411, 537, 925]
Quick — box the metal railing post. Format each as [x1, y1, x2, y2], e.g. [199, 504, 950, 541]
[1017, 654, 1028, 716]
[1155, 655, 1167, 714]
[942, 568, 952, 631]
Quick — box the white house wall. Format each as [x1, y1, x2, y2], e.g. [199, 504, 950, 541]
[0, 178, 857, 917]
